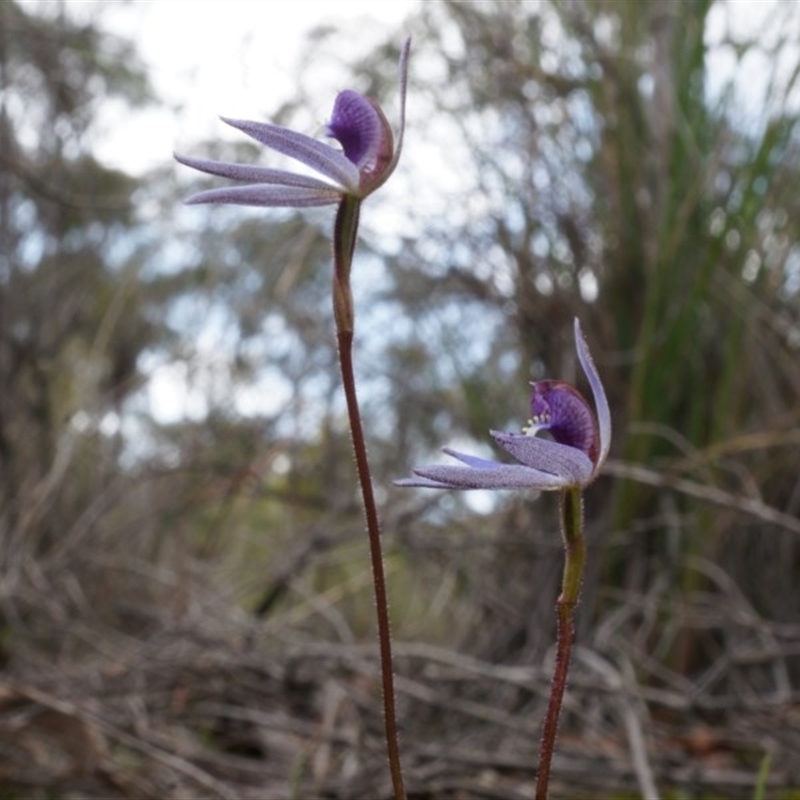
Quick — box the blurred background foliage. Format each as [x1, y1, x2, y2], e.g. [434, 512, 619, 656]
[1, 0, 799, 797]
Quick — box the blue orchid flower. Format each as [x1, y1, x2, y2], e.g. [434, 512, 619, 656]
[174, 41, 409, 207]
[397, 319, 610, 491]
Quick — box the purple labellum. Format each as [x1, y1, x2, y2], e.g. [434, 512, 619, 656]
[528, 380, 599, 466]
[328, 90, 384, 170]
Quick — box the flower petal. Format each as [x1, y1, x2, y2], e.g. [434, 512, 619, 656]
[394, 475, 456, 489]
[183, 184, 341, 208]
[441, 447, 506, 469]
[220, 117, 361, 191]
[529, 380, 599, 463]
[327, 90, 384, 170]
[574, 318, 611, 467]
[396, 38, 410, 158]
[173, 152, 342, 191]
[397, 463, 569, 491]
[364, 38, 410, 194]
[491, 431, 594, 486]
[389, 39, 410, 174]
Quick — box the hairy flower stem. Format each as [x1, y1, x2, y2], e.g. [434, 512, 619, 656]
[333, 196, 406, 800]
[535, 486, 586, 800]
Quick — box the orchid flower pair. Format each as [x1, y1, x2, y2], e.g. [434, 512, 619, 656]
[175, 40, 610, 800]
[173, 37, 610, 492]
[397, 318, 610, 493]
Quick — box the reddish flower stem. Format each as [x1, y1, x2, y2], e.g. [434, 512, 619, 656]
[535, 486, 585, 800]
[333, 197, 406, 800]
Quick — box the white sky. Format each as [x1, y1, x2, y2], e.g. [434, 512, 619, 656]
[84, 0, 800, 176]
[91, 0, 417, 174]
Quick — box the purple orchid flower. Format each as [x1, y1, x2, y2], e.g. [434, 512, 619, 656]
[397, 319, 611, 491]
[174, 40, 410, 208]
